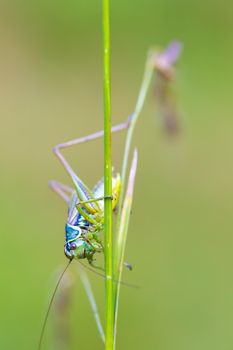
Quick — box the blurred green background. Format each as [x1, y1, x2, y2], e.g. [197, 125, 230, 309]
[1, 0, 233, 349]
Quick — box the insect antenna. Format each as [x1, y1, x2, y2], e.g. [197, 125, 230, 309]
[38, 258, 73, 350]
[77, 260, 139, 289]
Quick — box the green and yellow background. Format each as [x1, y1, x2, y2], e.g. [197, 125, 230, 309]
[1, 1, 233, 349]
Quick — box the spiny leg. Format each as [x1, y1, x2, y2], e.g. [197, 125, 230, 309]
[53, 116, 132, 163]
[75, 195, 113, 228]
[76, 206, 101, 227]
[77, 195, 113, 215]
[49, 180, 74, 203]
[78, 195, 113, 206]
[53, 117, 132, 212]
[76, 196, 131, 270]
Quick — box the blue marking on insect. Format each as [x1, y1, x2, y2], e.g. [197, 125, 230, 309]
[73, 212, 90, 228]
[65, 223, 82, 241]
[64, 223, 84, 258]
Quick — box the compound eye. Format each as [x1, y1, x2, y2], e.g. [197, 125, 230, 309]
[70, 242, 77, 250]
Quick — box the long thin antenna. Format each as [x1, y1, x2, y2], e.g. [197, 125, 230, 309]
[38, 259, 73, 350]
[77, 261, 139, 289]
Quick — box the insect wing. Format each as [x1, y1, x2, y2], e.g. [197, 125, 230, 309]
[92, 177, 104, 210]
[92, 173, 121, 211]
[71, 170, 100, 213]
[112, 174, 121, 210]
[67, 192, 80, 225]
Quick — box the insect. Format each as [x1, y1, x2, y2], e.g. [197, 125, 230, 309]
[38, 118, 133, 350]
[49, 175, 120, 267]
[49, 117, 131, 268]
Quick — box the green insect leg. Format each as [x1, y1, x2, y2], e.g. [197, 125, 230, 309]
[77, 195, 113, 220]
[76, 205, 101, 227]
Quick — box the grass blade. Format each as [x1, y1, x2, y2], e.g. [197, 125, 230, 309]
[79, 268, 105, 344]
[113, 149, 138, 347]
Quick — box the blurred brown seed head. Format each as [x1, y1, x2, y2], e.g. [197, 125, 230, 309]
[151, 41, 182, 135]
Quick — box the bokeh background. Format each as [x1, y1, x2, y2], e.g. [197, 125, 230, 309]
[1, 1, 233, 349]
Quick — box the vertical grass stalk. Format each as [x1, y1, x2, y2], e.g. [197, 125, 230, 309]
[103, 0, 114, 349]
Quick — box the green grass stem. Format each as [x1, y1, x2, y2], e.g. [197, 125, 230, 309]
[103, 0, 114, 349]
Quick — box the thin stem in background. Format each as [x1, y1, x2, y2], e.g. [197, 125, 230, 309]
[112, 58, 154, 350]
[113, 41, 182, 349]
[113, 56, 154, 304]
[115, 40, 182, 228]
[103, 0, 114, 349]
[79, 268, 105, 344]
[115, 57, 154, 232]
[113, 149, 138, 348]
